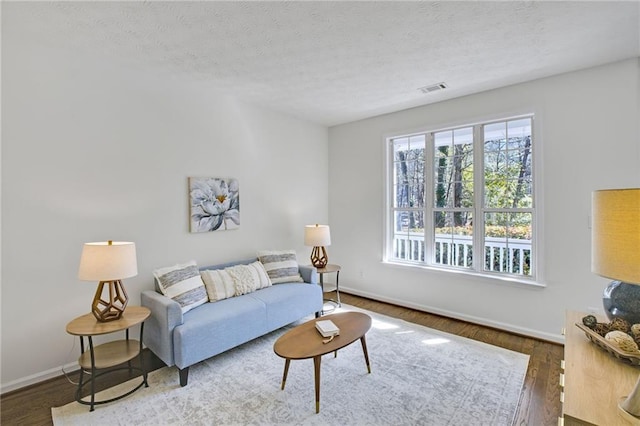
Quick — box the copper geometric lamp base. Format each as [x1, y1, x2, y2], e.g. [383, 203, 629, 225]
[310, 246, 328, 269]
[92, 279, 128, 322]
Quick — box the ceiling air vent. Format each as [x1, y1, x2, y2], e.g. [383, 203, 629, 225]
[418, 82, 447, 94]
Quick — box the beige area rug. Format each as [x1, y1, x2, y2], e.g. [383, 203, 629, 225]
[52, 305, 529, 425]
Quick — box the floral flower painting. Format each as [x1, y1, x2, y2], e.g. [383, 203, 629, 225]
[189, 177, 240, 233]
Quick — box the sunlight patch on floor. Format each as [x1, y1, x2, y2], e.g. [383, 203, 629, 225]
[422, 337, 450, 345]
[371, 318, 400, 330]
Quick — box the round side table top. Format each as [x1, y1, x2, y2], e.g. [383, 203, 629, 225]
[274, 311, 371, 360]
[66, 306, 150, 336]
[316, 264, 341, 274]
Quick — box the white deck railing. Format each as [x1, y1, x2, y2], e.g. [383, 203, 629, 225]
[393, 233, 531, 275]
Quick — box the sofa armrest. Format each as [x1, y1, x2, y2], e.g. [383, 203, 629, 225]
[141, 290, 184, 367]
[299, 265, 318, 284]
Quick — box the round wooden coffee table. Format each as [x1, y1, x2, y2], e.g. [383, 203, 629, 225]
[273, 311, 372, 413]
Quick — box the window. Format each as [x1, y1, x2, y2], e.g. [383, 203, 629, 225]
[387, 116, 536, 280]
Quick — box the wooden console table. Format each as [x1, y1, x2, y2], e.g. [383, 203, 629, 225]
[562, 310, 640, 425]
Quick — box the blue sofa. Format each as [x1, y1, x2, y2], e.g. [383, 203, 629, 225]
[141, 259, 323, 386]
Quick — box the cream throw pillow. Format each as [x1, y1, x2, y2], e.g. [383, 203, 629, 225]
[201, 261, 271, 301]
[201, 269, 236, 302]
[229, 261, 272, 296]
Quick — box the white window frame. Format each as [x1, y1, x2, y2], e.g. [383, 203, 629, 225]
[384, 114, 542, 286]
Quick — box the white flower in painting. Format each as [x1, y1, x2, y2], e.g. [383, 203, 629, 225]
[190, 178, 240, 232]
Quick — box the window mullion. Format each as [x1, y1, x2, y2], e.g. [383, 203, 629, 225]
[473, 124, 484, 273]
[425, 132, 434, 265]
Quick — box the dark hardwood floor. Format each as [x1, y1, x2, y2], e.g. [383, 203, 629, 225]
[1, 292, 563, 425]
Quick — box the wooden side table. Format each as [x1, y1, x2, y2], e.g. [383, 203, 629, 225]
[66, 306, 150, 411]
[316, 264, 341, 313]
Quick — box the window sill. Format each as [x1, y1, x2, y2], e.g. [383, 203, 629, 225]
[383, 260, 547, 289]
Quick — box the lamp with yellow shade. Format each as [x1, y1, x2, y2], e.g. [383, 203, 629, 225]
[591, 188, 640, 420]
[78, 241, 138, 322]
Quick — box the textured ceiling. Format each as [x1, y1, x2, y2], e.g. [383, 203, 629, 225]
[3, 1, 640, 126]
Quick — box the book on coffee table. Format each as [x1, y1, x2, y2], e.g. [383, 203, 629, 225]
[315, 320, 340, 338]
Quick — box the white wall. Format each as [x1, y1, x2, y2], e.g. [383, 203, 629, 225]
[1, 37, 328, 391]
[329, 58, 640, 343]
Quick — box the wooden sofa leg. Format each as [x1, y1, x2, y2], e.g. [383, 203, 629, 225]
[179, 367, 189, 387]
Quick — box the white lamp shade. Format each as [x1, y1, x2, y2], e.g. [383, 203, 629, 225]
[592, 188, 640, 284]
[78, 241, 138, 281]
[304, 224, 331, 247]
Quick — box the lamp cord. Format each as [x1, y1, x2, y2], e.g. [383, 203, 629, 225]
[60, 336, 87, 385]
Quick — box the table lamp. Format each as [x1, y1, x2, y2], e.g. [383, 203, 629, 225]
[591, 188, 640, 419]
[78, 241, 138, 322]
[304, 224, 331, 268]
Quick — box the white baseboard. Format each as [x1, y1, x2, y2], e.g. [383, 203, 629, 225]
[340, 286, 565, 344]
[1, 361, 79, 395]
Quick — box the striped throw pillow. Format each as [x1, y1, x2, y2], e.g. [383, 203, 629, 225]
[257, 250, 303, 284]
[153, 261, 208, 313]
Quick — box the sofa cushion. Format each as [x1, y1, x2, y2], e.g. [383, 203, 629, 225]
[257, 250, 303, 284]
[173, 294, 269, 369]
[153, 261, 208, 313]
[248, 283, 323, 330]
